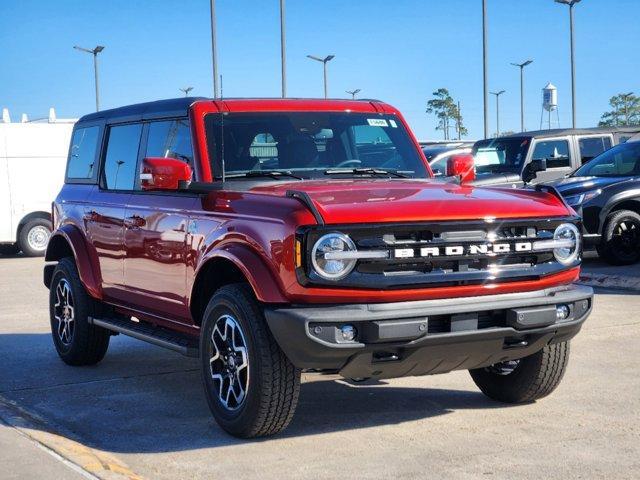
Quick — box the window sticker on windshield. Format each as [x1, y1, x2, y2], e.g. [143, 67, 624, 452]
[367, 118, 389, 127]
[389, 119, 398, 128]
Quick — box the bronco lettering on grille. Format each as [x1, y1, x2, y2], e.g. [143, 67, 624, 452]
[394, 242, 533, 258]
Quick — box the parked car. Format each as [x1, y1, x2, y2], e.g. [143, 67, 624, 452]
[44, 97, 592, 438]
[422, 143, 473, 176]
[0, 110, 75, 255]
[471, 127, 640, 188]
[544, 140, 640, 265]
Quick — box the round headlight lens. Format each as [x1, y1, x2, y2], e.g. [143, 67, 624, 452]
[553, 223, 581, 265]
[311, 233, 357, 280]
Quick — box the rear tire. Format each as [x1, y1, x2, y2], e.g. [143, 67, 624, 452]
[18, 218, 52, 257]
[469, 341, 570, 403]
[598, 210, 640, 265]
[49, 257, 110, 365]
[200, 283, 301, 438]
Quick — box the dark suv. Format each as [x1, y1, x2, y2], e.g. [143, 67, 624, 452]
[45, 98, 592, 438]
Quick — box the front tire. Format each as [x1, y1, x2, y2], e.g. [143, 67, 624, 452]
[49, 257, 110, 365]
[598, 210, 640, 265]
[200, 284, 301, 438]
[19, 218, 52, 256]
[469, 342, 570, 403]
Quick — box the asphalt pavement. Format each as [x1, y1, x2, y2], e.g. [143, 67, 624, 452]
[0, 254, 639, 479]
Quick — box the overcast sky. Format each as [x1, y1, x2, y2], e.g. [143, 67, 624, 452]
[1, 0, 638, 139]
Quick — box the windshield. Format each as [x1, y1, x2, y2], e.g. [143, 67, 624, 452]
[204, 112, 429, 179]
[573, 141, 640, 177]
[472, 137, 531, 174]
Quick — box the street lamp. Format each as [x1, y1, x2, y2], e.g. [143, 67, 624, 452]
[490, 90, 506, 137]
[180, 87, 194, 97]
[510, 59, 533, 132]
[555, 0, 582, 128]
[307, 55, 335, 98]
[73, 45, 105, 112]
[210, 0, 219, 98]
[346, 89, 361, 100]
[482, 0, 489, 139]
[280, 0, 287, 97]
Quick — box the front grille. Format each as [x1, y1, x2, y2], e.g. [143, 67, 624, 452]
[297, 217, 580, 289]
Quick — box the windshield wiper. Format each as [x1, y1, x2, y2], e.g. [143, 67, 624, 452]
[225, 170, 303, 180]
[324, 167, 409, 178]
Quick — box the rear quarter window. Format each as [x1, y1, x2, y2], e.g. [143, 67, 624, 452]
[66, 126, 101, 183]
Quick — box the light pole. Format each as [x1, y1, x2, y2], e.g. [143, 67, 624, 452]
[73, 45, 105, 112]
[510, 59, 533, 132]
[280, 0, 286, 97]
[490, 90, 505, 137]
[180, 87, 194, 97]
[210, 0, 219, 98]
[482, 0, 489, 139]
[346, 89, 361, 100]
[307, 55, 335, 98]
[555, 0, 581, 128]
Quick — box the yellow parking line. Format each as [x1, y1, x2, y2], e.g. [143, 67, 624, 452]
[0, 394, 144, 480]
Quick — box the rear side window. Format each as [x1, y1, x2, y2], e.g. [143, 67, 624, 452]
[102, 124, 142, 190]
[578, 136, 612, 164]
[531, 139, 571, 169]
[66, 126, 100, 182]
[145, 119, 193, 166]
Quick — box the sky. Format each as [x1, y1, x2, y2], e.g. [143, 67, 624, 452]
[1, 0, 638, 140]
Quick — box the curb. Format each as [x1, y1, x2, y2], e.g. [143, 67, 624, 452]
[0, 395, 143, 480]
[578, 273, 640, 292]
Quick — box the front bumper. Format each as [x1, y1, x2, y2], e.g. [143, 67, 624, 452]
[264, 284, 593, 380]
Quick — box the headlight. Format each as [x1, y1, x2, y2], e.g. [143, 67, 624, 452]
[565, 189, 601, 207]
[553, 223, 581, 265]
[311, 233, 357, 280]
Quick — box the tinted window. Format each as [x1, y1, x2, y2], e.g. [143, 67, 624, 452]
[204, 113, 428, 179]
[472, 137, 531, 174]
[531, 139, 570, 169]
[66, 126, 100, 180]
[578, 136, 612, 164]
[145, 119, 193, 166]
[102, 124, 142, 190]
[574, 142, 640, 177]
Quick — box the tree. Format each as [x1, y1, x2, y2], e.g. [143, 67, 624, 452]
[426, 88, 468, 140]
[599, 92, 640, 127]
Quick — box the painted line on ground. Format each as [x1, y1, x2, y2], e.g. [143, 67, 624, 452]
[0, 395, 144, 480]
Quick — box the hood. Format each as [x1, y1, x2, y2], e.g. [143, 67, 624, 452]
[547, 175, 632, 197]
[249, 179, 570, 224]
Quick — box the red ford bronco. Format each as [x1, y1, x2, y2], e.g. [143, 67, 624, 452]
[45, 98, 592, 438]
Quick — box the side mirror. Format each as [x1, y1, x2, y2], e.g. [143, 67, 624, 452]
[140, 157, 192, 191]
[523, 158, 547, 183]
[446, 154, 476, 184]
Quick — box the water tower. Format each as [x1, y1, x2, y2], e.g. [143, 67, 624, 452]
[540, 82, 561, 129]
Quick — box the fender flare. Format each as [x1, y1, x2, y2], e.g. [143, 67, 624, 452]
[45, 224, 103, 300]
[190, 243, 288, 308]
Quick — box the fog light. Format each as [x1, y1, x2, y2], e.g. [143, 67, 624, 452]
[340, 324, 357, 341]
[556, 304, 570, 321]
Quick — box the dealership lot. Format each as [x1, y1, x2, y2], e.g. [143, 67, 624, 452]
[1, 256, 639, 480]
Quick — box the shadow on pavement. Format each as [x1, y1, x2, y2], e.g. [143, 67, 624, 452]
[0, 333, 509, 453]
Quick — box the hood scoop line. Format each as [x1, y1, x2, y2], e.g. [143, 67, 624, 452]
[286, 190, 325, 225]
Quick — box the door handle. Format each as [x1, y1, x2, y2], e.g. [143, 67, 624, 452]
[125, 215, 146, 229]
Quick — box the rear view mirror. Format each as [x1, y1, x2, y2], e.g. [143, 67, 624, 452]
[140, 157, 192, 191]
[523, 159, 547, 183]
[446, 154, 476, 184]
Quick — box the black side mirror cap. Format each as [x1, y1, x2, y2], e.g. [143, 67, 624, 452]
[523, 159, 547, 183]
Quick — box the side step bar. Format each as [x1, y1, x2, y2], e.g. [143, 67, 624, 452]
[88, 316, 199, 357]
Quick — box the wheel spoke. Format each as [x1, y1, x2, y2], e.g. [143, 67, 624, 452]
[208, 313, 249, 410]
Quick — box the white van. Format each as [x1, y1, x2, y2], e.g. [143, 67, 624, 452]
[0, 109, 75, 256]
